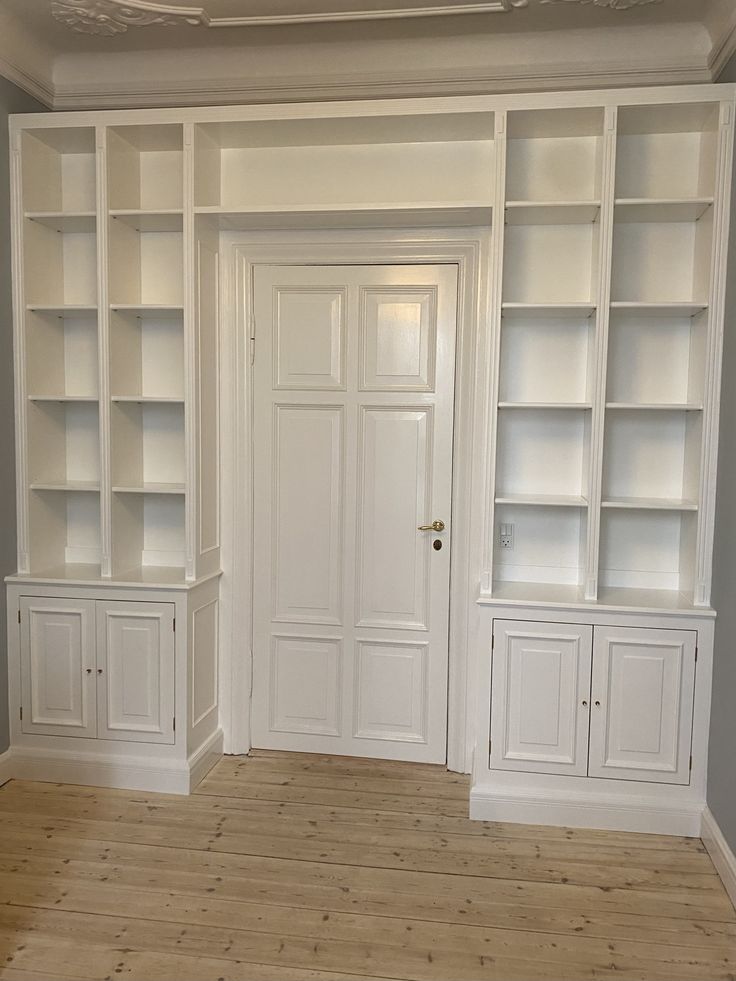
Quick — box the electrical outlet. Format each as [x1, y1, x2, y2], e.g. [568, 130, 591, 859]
[499, 523, 514, 550]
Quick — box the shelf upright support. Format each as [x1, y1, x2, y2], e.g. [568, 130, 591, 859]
[183, 123, 197, 582]
[9, 124, 29, 575]
[584, 106, 617, 602]
[480, 110, 507, 596]
[97, 124, 112, 579]
[694, 98, 736, 608]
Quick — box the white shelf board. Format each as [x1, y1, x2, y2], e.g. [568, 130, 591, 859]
[30, 482, 100, 493]
[502, 303, 596, 319]
[111, 396, 184, 404]
[614, 198, 714, 223]
[110, 210, 184, 232]
[602, 496, 699, 511]
[110, 305, 184, 318]
[495, 494, 588, 508]
[27, 305, 97, 317]
[113, 483, 186, 495]
[24, 212, 96, 233]
[505, 201, 601, 225]
[5, 565, 195, 589]
[498, 401, 593, 410]
[194, 202, 492, 230]
[605, 402, 703, 411]
[610, 302, 708, 317]
[482, 580, 710, 616]
[28, 394, 98, 403]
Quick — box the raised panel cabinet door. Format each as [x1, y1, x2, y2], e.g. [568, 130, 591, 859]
[19, 597, 97, 738]
[490, 620, 593, 776]
[589, 626, 696, 784]
[96, 601, 175, 744]
[252, 264, 457, 763]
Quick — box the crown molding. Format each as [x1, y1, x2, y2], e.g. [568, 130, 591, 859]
[49, 57, 711, 111]
[0, 54, 53, 107]
[709, 12, 736, 79]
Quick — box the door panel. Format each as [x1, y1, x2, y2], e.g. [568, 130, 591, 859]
[96, 601, 175, 744]
[252, 264, 457, 763]
[589, 626, 696, 784]
[491, 620, 593, 776]
[273, 405, 344, 625]
[357, 407, 430, 629]
[20, 597, 96, 737]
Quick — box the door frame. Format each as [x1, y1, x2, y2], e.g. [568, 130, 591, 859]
[218, 228, 492, 772]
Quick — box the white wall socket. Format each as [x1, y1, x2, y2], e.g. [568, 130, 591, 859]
[499, 523, 514, 550]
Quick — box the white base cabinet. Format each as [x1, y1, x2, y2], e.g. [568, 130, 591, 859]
[474, 601, 713, 836]
[6, 576, 222, 794]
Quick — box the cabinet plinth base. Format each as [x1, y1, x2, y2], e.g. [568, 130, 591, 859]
[469, 782, 704, 837]
[4, 729, 223, 795]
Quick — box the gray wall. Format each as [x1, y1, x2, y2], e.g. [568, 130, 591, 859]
[0, 78, 45, 754]
[709, 52, 736, 851]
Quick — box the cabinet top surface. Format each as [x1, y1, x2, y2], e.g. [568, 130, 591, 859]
[9, 83, 736, 132]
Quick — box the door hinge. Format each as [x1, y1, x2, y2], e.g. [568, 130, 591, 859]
[19, 706, 22, 722]
[491, 634, 495, 652]
[17, 609, 21, 624]
[695, 647, 698, 663]
[689, 754, 693, 772]
[488, 738, 492, 756]
[173, 716, 176, 732]
[173, 617, 176, 634]
[250, 312, 256, 365]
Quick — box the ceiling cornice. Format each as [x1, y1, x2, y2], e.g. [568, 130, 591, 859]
[49, 56, 711, 112]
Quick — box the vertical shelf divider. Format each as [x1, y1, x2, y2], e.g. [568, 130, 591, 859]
[183, 123, 197, 582]
[97, 124, 112, 578]
[694, 99, 736, 608]
[9, 125, 29, 575]
[585, 106, 618, 602]
[481, 110, 507, 594]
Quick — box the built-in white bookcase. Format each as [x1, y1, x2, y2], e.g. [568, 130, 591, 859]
[13, 120, 218, 584]
[489, 99, 728, 607]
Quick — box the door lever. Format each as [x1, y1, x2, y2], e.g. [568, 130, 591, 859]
[418, 520, 445, 532]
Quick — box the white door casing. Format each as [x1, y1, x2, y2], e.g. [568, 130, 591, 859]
[588, 625, 696, 785]
[20, 597, 97, 738]
[490, 620, 593, 776]
[96, 601, 176, 744]
[251, 264, 458, 762]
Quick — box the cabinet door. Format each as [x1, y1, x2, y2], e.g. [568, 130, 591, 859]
[589, 626, 696, 785]
[96, 602, 175, 744]
[20, 597, 96, 737]
[490, 620, 592, 776]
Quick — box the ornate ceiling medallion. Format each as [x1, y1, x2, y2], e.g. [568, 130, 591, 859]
[51, 0, 205, 36]
[540, 0, 662, 8]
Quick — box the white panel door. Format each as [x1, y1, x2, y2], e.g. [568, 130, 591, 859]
[589, 626, 696, 784]
[20, 597, 96, 738]
[96, 601, 175, 744]
[490, 620, 593, 776]
[252, 264, 457, 762]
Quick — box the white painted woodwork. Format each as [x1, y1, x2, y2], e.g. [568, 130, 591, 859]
[251, 263, 457, 762]
[490, 620, 592, 776]
[588, 625, 697, 784]
[96, 601, 175, 744]
[19, 597, 96, 738]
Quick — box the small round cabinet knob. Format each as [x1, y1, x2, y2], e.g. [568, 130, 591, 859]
[582, 699, 588, 707]
[595, 700, 601, 707]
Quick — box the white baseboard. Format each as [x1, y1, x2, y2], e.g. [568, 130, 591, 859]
[6, 734, 223, 796]
[0, 749, 12, 788]
[701, 807, 736, 911]
[188, 728, 224, 791]
[470, 785, 703, 837]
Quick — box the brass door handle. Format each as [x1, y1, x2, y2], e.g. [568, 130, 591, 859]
[418, 520, 445, 532]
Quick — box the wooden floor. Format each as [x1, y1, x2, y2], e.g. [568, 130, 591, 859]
[0, 752, 734, 981]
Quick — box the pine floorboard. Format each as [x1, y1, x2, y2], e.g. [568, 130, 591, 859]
[0, 750, 733, 980]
